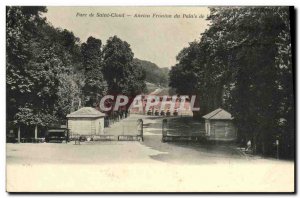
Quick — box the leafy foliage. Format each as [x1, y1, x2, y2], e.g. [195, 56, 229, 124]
[81, 36, 107, 107]
[102, 36, 146, 96]
[7, 7, 147, 130]
[169, 7, 294, 158]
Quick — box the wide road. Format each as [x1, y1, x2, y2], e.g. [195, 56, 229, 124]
[140, 114, 247, 164]
[6, 114, 294, 192]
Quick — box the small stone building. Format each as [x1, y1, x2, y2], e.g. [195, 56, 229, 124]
[67, 107, 105, 138]
[203, 108, 237, 141]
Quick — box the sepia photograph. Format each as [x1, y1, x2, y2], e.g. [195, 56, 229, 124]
[5, 5, 295, 192]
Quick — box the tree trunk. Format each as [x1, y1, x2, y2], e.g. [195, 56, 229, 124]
[35, 125, 38, 139]
[18, 126, 21, 143]
[253, 134, 258, 154]
[262, 142, 265, 155]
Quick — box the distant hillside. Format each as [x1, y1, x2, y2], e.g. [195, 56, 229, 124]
[145, 82, 158, 94]
[133, 58, 169, 87]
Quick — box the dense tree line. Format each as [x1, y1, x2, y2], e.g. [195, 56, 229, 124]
[6, 6, 146, 134]
[133, 58, 169, 87]
[169, 7, 294, 158]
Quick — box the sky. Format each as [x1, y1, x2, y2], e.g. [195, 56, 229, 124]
[44, 7, 210, 68]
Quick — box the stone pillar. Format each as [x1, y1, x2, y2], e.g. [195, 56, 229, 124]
[162, 119, 168, 142]
[137, 119, 143, 141]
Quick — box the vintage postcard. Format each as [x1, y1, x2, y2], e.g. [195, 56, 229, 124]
[6, 6, 295, 192]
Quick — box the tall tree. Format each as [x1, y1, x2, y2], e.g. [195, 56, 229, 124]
[6, 6, 61, 130]
[169, 7, 294, 158]
[102, 36, 146, 97]
[7, 6, 86, 133]
[81, 36, 107, 107]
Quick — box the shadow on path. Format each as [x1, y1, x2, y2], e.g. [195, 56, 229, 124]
[141, 115, 246, 164]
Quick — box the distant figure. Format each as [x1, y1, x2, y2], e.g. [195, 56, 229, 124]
[246, 140, 252, 151]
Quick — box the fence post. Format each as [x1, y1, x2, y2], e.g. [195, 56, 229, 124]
[137, 119, 143, 141]
[162, 119, 168, 142]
